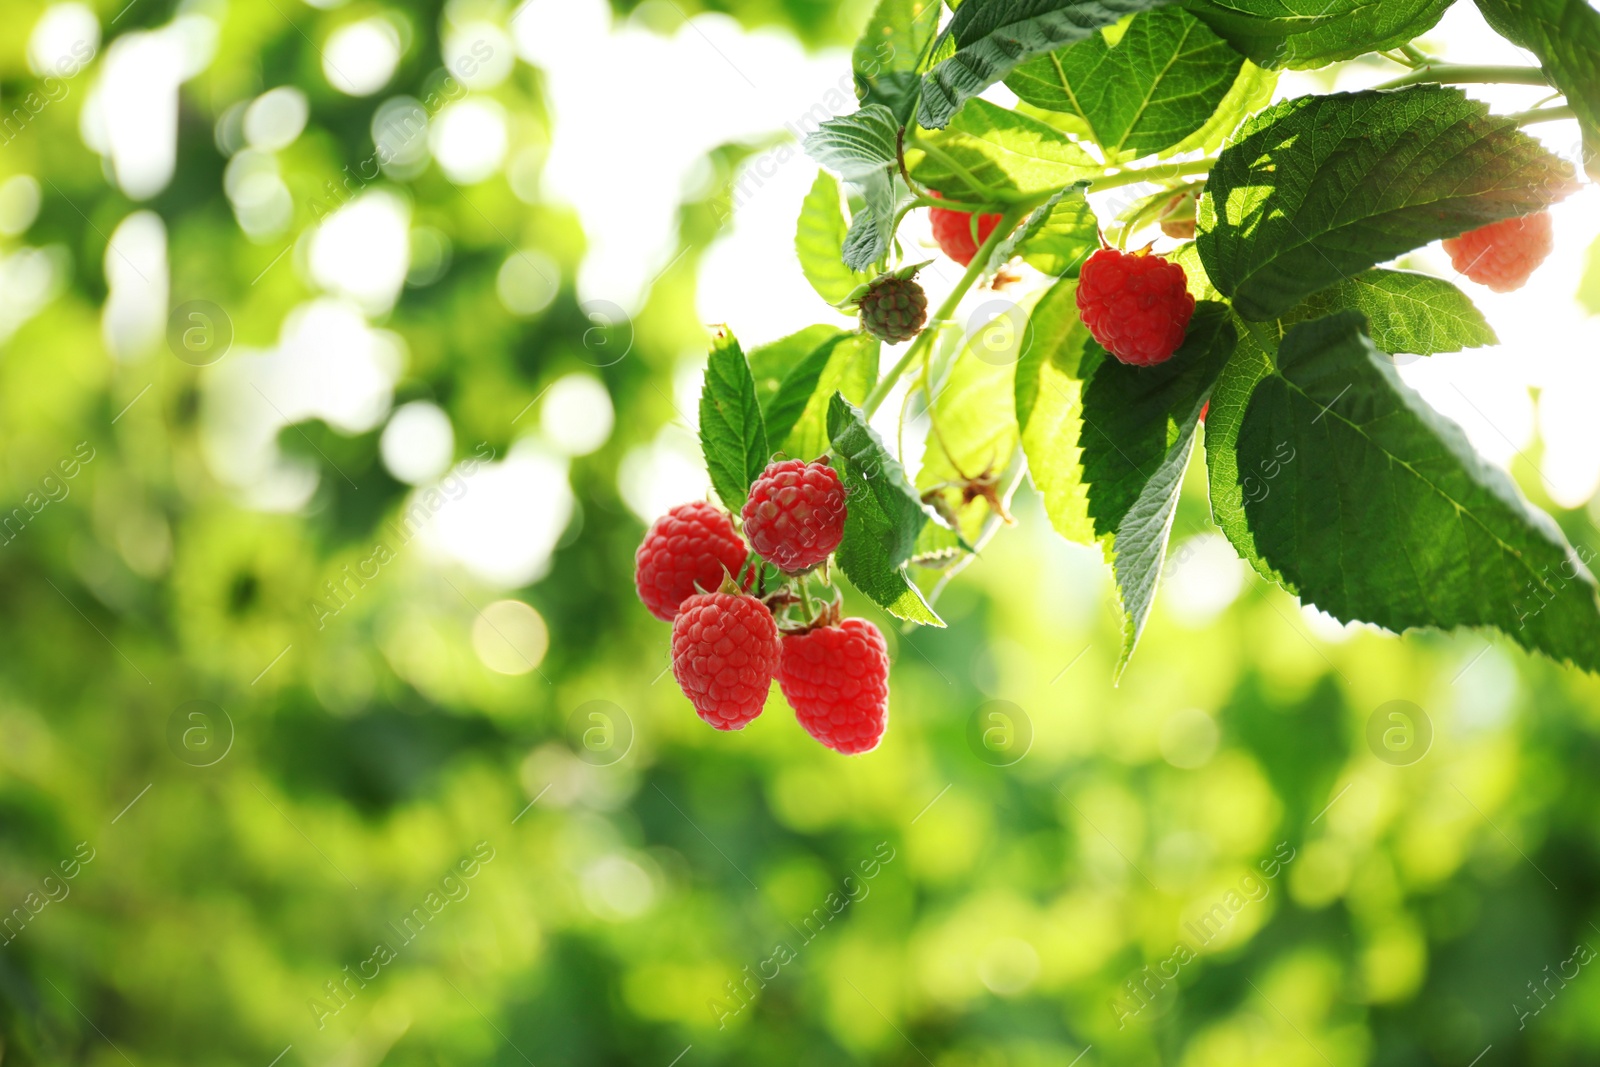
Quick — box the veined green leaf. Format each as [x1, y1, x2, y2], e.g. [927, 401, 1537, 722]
[779, 333, 880, 460]
[917, 0, 1178, 129]
[853, 0, 944, 124]
[1015, 277, 1101, 545]
[1474, 0, 1600, 182]
[1183, 0, 1453, 69]
[1014, 183, 1099, 277]
[1079, 304, 1234, 672]
[1203, 316, 1288, 586]
[1197, 86, 1581, 321]
[750, 325, 848, 408]
[796, 172, 871, 305]
[1157, 58, 1277, 159]
[1286, 270, 1497, 356]
[1006, 7, 1243, 159]
[827, 394, 945, 625]
[909, 98, 1101, 203]
[699, 328, 771, 513]
[804, 105, 905, 271]
[1238, 311, 1600, 672]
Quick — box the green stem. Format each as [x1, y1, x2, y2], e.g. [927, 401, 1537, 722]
[1089, 156, 1214, 193]
[1511, 104, 1577, 126]
[1400, 43, 1430, 65]
[1373, 63, 1551, 90]
[862, 204, 1029, 417]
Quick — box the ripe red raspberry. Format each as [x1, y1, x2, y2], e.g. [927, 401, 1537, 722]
[929, 192, 1004, 267]
[741, 458, 847, 573]
[1076, 247, 1196, 366]
[634, 502, 750, 622]
[670, 592, 780, 730]
[778, 618, 890, 755]
[1442, 212, 1554, 293]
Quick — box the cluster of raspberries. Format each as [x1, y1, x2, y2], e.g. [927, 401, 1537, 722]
[633, 458, 890, 755]
[922, 202, 1554, 366]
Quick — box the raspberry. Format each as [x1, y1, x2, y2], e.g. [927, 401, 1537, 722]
[1076, 247, 1196, 366]
[778, 618, 890, 755]
[670, 592, 780, 730]
[634, 502, 750, 622]
[1442, 212, 1554, 293]
[929, 192, 1004, 267]
[857, 274, 928, 344]
[741, 458, 847, 572]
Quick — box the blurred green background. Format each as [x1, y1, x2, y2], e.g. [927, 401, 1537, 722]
[3, 0, 1600, 1065]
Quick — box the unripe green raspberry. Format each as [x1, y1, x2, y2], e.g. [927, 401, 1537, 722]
[857, 274, 928, 344]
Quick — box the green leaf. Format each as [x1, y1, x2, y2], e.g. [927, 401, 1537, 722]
[909, 98, 1101, 203]
[776, 333, 880, 460]
[804, 105, 904, 271]
[1581, 233, 1600, 316]
[1156, 58, 1277, 159]
[1014, 183, 1099, 277]
[749, 325, 847, 408]
[1079, 302, 1236, 673]
[1285, 270, 1497, 356]
[853, 0, 944, 124]
[1167, 241, 1224, 302]
[917, 0, 1178, 129]
[1197, 85, 1581, 321]
[1015, 277, 1101, 545]
[1238, 311, 1600, 672]
[827, 394, 945, 625]
[796, 172, 871, 305]
[698, 328, 771, 513]
[1183, 0, 1453, 69]
[1203, 316, 1290, 586]
[1005, 7, 1244, 159]
[1473, 0, 1600, 182]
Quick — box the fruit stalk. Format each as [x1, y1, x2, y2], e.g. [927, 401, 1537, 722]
[862, 203, 1030, 417]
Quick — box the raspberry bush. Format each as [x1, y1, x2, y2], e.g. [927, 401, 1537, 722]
[645, 0, 1600, 745]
